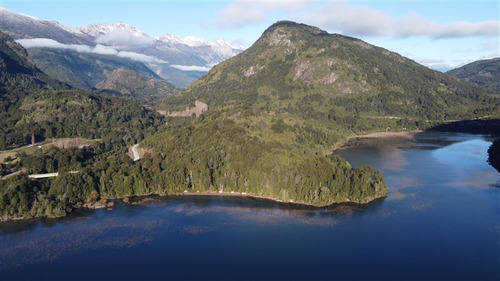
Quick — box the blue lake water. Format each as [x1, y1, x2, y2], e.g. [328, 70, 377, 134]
[1, 132, 499, 280]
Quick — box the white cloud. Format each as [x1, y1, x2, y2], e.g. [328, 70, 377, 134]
[170, 64, 212, 72]
[16, 38, 214, 73]
[392, 12, 499, 38]
[118, 51, 166, 64]
[302, 2, 498, 38]
[16, 38, 89, 51]
[216, 0, 499, 39]
[216, 0, 309, 28]
[15, 38, 165, 64]
[92, 44, 118, 55]
[304, 1, 392, 36]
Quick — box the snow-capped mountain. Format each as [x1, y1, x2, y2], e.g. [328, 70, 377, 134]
[78, 22, 155, 47]
[153, 33, 243, 64]
[0, 7, 93, 44]
[78, 22, 147, 38]
[0, 8, 245, 87]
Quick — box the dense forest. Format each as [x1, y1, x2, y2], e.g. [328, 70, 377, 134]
[0, 122, 386, 220]
[0, 89, 165, 150]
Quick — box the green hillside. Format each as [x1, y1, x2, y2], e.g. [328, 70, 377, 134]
[0, 30, 166, 220]
[0, 31, 164, 150]
[165, 21, 497, 121]
[447, 58, 500, 93]
[95, 67, 178, 105]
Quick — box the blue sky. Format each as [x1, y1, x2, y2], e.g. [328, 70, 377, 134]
[1, 0, 498, 70]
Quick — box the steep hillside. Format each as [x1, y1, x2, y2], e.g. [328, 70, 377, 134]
[95, 67, 178, 105]
[447, 58, 500, 93]
[0, 31, 164, 149]
[167, 21, 497, 121]
[0, 31, 66, 91]
[0, 30, 168, 221]
[25, 47, 161, 89]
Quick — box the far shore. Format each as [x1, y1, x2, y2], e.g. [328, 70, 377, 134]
[349, 130, 422, 140]
[328, 129, 422, 152]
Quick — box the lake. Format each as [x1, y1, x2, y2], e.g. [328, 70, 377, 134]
[1, 132, 499, 281]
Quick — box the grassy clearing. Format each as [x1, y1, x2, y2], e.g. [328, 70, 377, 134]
[0, 146, 40, 163]
[41, 138, 99, 150]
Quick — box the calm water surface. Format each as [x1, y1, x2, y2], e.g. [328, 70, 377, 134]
[1, 132, 499, 281]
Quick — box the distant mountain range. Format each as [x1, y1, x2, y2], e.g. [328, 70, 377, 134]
[0, 7, 244, 88]
[447, 58, 500, 93]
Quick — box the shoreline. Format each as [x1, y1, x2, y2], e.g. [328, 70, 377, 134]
[2, 129, 405, 223]
[329, 129, 422, 152]
[170, 191, 382, 208]
[0, 191, 385, 222]
[349, 130, 422, 140]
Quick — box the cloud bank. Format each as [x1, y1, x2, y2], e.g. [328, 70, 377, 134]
[16, 38, 166, 64]
[216, 0, 308, 28]
[216, 0, 499, 39]
[170, 64, 212, 72]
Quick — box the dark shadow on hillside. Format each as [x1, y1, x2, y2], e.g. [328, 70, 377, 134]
[426, 119, 500, 135]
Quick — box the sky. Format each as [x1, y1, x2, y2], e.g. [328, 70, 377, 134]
[0, 0, 498, 71]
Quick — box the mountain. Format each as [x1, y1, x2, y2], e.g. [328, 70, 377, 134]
[78, 22, 243, 65]
[0, 7, 93, 44]
[0, 31, 67, 91]
[167, 21, 497, 121]
[25, 47, 162, 89]
[0, 8, 244, 87]
[447, 58, 500, 93]
[144, 21, 500, 207]
[95, 67, 179, 105]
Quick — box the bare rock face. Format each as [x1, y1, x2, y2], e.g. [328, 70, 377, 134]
[167, 100, 208, 117]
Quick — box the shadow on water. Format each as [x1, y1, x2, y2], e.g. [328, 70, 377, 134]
[0, 193, 386, 235]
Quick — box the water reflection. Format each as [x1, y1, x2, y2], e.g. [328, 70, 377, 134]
[0, 210, 166, 269]
[378, 146, 408, 171]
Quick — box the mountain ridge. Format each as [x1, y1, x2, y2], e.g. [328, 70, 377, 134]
[166, 20, 497, 121]
[447, 57, 500, 93]
[0, 31, 68, 91]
